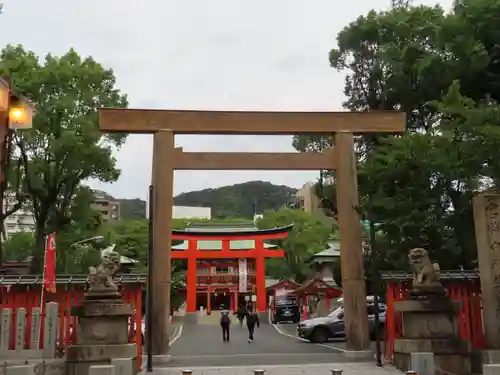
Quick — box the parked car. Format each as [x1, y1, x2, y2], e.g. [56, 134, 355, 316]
[272, 297, 300, 324]
[297, 302, 386, 343]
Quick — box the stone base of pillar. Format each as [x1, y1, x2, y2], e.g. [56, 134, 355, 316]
[66, 292, 137, 375]
[149, 354, 171, 365]
[393, 297, 471, 375]
[471, 349, 500, 374]
[67, 344, 137, 375]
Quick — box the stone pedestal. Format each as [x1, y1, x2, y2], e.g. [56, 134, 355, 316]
[393, 297, 470, 375]
[66, 291, 137, 375]
[471, 349, 500, 373]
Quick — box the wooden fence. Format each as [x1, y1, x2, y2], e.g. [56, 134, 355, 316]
[0, 275, 144, 366]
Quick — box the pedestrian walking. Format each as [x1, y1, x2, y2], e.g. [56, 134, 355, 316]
[246, 310, 260, 343]
[220, 306, 231, 342]
[237, 304, 247, 327]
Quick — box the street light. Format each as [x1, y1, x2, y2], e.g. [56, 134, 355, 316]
[0, 76, 34, 184]
[0, 76, 34, 128]
[70, 236, 105, 248]
[66, 236, 105, 273]
[9, 99, 33, 129]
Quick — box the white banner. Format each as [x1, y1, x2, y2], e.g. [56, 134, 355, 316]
[238, 259, 248, 293]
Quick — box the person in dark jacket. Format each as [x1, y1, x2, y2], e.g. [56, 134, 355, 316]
[220, 307, 231, 342]
[246, 310, 260, 343]
[237, 304, 247, 327]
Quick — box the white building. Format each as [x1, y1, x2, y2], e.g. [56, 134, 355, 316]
[3, 193, 35, 240]
[172, 206, 211, 220]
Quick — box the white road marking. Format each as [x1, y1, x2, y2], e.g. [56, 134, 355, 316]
[169, 325, 183, 347]
[268, 310, 348, 352]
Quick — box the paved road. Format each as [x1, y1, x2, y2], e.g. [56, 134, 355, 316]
[168, 323, 361, 367]
[278, 323, 385, 353]
[146, 363, 401, 375]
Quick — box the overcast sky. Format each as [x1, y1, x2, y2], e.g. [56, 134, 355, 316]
[0, 0, 451, 200]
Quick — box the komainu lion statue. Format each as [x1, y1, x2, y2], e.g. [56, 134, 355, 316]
[87, 251, 121, 292]
[408, 248, 445, 298]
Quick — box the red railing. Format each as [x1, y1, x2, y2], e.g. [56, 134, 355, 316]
[0, 285, 143, 368]
[384, 280, 484, 360]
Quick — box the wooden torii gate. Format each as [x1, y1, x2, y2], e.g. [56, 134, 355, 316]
[98, 109, 405, 355]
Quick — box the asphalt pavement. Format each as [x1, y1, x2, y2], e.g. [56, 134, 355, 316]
[168, 323, 355, 367]
[278, 323, 386, 353]
[151, 363, 402, 375]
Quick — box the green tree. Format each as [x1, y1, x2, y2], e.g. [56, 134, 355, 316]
[3, 231, 35, 261]
[292, 2, 500, 270]
[0, 45, 128, 272]
[110, 218, 189, 266]
[54, 185, 114, 272]
[256, 208, 332, 283]
[112, 220, 149, 265]
[362, 82, 500, 269]
[0, 136, 30, 265]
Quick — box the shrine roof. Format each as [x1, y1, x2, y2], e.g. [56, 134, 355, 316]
[309, 241, 341, 261]
[293, 276, 342, 295]
[380, 270, 479, 281]
[266, 278, 300, 290]
[0, 273, 146, 286]
[184, 222, 256, 232]
[172, 240, 277, 250]
[172, 223, 294, 237]
[266, 278, 281, 288]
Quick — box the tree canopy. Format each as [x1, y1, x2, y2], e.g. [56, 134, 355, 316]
[0, 45, 128, 271]
[293, 0, 500, 270]
[2, 185, 115, 273]
[257, 208, 332, 283]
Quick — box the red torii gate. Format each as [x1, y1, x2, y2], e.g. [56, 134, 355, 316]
[171, 225, 293, 313]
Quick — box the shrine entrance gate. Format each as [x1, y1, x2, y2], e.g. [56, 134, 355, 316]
[98, 108, 405, 355]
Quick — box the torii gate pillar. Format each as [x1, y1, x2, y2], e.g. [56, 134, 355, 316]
[335, 132, 370, 350]
[151, 130, 175, 357]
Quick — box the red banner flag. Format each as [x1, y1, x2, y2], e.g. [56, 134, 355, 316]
[44, 233, 56, 293]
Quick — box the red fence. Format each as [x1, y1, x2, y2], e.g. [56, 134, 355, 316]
[0, 284, 143, 367]
[384, 279, 484, 360]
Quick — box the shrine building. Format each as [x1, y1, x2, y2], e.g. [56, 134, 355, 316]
[172, 222, 292, 314]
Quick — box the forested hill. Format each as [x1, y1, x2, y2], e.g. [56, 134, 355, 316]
[173, 181, 297, 219]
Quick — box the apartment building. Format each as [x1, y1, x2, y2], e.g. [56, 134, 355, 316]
[2, 193, 35, 239]
[92, 191, 121, 221]
[293, 181, 337, 224]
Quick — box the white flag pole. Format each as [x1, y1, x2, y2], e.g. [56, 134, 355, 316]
[38, 234, 48, 349]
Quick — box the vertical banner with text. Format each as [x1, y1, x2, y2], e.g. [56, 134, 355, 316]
[238, 259, 248, 293]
